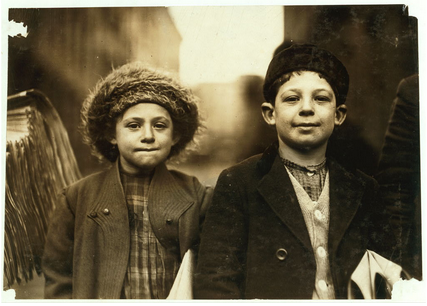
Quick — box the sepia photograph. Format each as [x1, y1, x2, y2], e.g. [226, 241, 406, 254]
[1, 0, 425, 302]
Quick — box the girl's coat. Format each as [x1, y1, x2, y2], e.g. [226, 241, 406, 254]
[43, 161, 213, 299]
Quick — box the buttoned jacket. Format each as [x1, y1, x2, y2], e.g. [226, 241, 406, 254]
[43, 161, 213, 299]
[194, 143, 396, 299]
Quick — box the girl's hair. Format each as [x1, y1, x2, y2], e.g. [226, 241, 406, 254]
[267, 69, 339, 105]
[80, 62, 201, 162]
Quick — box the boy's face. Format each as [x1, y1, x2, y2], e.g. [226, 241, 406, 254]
[262, 71, 347, 154]
[110, 103, 179, 175]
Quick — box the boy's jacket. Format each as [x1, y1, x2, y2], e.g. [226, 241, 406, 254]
[195, 143, 397, 299]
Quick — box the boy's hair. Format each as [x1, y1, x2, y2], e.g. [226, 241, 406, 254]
[80, 62, 201, 162]
[263, 44, 349, 105]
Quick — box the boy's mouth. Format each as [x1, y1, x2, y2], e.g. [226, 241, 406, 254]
[135, 148, 159, 152]
[294, 123, 320, 127]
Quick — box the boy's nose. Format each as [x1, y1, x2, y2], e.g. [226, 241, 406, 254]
[299, 98, 315, 116]
[141, 126, 155, 142]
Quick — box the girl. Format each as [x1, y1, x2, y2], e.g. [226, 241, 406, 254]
[42, 62, 213, 299]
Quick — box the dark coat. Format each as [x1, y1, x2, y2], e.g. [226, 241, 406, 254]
[376, 74, 421, 279]
[42, 161, 213, 299]
[194, 144, 396, 299]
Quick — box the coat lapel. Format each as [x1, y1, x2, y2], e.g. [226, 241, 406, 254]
[257, 150, 367, 256]
[90, 162, 129, 230]
[148, 163, 195, 252]
[327, 159, 366, 256]
[257, 154, 313, 252]
[88, 162, 130, 297]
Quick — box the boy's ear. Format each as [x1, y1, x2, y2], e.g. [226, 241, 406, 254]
[261, 102, 276, 126]
[334, 104, 347, 126]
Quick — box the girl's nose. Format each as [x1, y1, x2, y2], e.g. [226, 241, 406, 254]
[299, 98, 315, 116]
[141, 125, 155, 143]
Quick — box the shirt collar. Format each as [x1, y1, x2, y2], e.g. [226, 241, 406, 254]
[281, 157, 327, 174]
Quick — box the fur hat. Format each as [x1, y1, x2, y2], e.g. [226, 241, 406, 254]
[80, 62, 201, 162]
[263, 44, 349, 105]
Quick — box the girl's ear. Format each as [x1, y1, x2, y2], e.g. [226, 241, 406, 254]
[335, 104, 347, 126]
[172, 133, 181, 146]
[261, 102, 276, 126]
[107, 132, 117, 145]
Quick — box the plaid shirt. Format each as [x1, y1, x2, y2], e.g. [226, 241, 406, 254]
[120, 173, 180, 299]
[281, 158, 327, 201]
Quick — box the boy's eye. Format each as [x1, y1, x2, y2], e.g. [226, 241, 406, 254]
[283, 96, 300, 102]
[315, 95, 331, 102]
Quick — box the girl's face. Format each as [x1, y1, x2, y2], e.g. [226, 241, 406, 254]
[110, 103, 179, 175]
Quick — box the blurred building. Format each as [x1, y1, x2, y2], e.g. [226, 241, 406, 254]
[175, 5, 418, 182]
[6, 7, 182, 298]
[174, 75, 276, 187]
[8, 7, 182, 177]
[282, 5, 418, 174]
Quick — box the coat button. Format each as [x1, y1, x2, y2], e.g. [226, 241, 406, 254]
[166, 218, 173, 225]
[90, 212, 97, 218]
[276, 248, 288, 261]
[103, 208, 110, 215]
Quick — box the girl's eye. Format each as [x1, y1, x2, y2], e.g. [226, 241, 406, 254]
[153, 122, 167, 129]
[127, 123, 140, 129]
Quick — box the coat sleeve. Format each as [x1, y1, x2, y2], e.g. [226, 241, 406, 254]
[198, 185, 214, 230]
[364, 175, 398, 263]
[194, 169, 247, 299]
[376, 74, 421, 279]
[42, 190, 75, 299]
[189, 184, 214, 275]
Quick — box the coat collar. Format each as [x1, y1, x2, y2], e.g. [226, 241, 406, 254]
[148, 162, 196, 221]
[95, 161, 195, 224]
[148, 163, 198, 257]
[97, 161, 196, 256]
[256, 144, 366, 255]
[257, 152, 313, 251]
[92, 160, 127, 213]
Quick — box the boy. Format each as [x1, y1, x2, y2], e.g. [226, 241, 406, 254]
[194, 44, 396, 299]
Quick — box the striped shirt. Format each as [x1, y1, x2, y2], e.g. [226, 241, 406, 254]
[120, 172, 180, 299]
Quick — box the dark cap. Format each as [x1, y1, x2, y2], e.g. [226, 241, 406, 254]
[263, 44, 349, 105]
